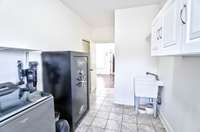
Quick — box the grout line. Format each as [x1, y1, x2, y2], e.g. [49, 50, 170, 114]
[104, 118, 109, 130]
[120, 109, 124, 132]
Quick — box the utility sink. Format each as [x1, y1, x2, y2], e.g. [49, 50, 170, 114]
[134, 76, 164, 117]
[134, 77, 164, 98]
[157, 81, 164, 87]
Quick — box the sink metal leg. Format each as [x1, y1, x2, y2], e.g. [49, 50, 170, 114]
[153, 98, 157, 118]
[135, 97, 140, 115]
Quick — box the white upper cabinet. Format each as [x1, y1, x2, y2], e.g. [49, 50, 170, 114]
[151, 16, 163, 56]
[151, 0, 200, 56]
[151, 0, 181, 56]
[182, 0, 200, 54]
[162, 0, 181, 54]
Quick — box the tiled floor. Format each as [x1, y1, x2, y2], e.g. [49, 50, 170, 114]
[97, 74, 114, 88]
[76, 76, 166, 132]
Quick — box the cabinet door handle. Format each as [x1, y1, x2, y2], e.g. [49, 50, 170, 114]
[159, 27, 162, 39]
[180, 4, 187, 24]
[156, 30, 159, 40]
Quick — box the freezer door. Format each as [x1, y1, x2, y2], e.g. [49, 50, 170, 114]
[71, 56, 88, 124]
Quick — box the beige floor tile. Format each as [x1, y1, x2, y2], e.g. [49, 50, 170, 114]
[138, 124, 155, 132]
[92, 118, 107, 128]
[152, 117, 164, 128]
[75, 125, 89, 132]
[123, 114, 137, 124]
[121, 122, 137, 132]
[99, 105, 112, 112]
[87, 110, 97, 117]
[113, 104, 124, 109]
[80, 116, 95, 126]
[154, 126, 167, 132]
[109, 113, 123, 122]
[90, 103, 102, 111]
[104, 129, 118, 132]
[96, 111, 110, 119]
[103, 101, 114, 106]
[87, 127, 104, 132]
[111, 107, 123, 114]
[123, 107, 137, 116]
[138, 114, 153, 125]
[105, 120, 121, 131]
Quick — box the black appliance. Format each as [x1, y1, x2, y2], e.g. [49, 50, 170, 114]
[42, 51, 90, 132]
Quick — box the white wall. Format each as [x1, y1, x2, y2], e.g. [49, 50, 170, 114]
[0, 0, 92, 91]
[0, 0, 91, 51]
[0, 50, 26, 84]
[114, 5, 159, 105]
[92, 26, 114, 43]
[0, 50, 43, 91]
[158, 56, 200, 132]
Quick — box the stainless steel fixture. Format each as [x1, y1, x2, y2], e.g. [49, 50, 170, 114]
[17, 60, 38, 92]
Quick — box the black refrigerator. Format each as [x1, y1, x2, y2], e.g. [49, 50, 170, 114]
[42, 51, 90, 132]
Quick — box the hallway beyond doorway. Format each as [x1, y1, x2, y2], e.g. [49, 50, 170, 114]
[97, 74, 114, 89]
[96, 43, 115, 75]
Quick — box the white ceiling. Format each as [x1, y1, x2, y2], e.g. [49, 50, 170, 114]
[61, 0, 165, 28]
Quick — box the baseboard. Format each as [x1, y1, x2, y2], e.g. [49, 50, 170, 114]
[159, 111, 175, 132]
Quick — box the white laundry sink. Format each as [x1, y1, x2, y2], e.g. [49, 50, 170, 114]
[134, 77, 164, 98]
[134, 76, 164, 117]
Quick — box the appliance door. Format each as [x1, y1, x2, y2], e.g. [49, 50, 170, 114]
[42, 53, 70, 114]
[71, 56, 88, 124]
[0, 97, 55, 132]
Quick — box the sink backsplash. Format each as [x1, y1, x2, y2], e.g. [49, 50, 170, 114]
[0, 50, 42, 91]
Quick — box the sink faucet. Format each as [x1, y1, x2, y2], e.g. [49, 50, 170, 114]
[146, 72, 159, 81]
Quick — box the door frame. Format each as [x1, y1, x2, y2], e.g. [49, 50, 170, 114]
[82, 39, 96, 94]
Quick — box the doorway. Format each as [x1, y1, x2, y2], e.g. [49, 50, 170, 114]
[95, 43, 115, 89]
[82, 39, 96, 94]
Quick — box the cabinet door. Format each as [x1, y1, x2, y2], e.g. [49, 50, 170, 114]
[162, 0, 182, 55]
[183, 0, 200, 53]
[163, 1, 177, 48]
[151, 17, 163, 56]
[151, 24, 159, 56]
